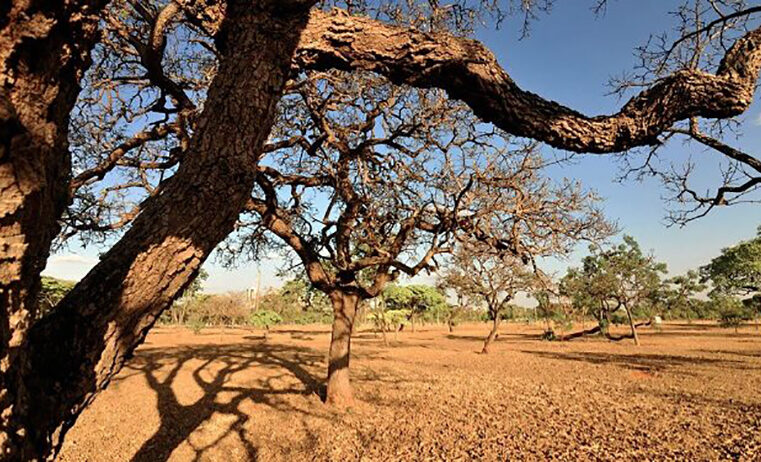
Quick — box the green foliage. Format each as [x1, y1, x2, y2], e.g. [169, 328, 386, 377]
[368, 308, 412, 330]
[183, 268, 208, 298]
[160, 274, 334, 328]
[662, 270, 707, 320]
[188, 317, 205, 334]
[248, 310, 283, 329]
[383, 284, 449, 323]
[258, 277, 331, 324]
[560, 235, 667, 327]
[713, 295, 752, 330]
[701, 227, 761, 298]
[37, 276, 76, 319]
[161, 269, 209, 325]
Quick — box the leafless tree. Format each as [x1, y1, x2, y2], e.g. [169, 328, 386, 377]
[218, 68, 608, 403]
[440, 244, 537, 354]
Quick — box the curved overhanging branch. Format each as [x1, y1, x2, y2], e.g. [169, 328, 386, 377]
[294, 9, 761, 154]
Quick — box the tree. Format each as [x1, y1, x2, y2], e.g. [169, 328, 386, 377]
[160, 269, 209, 325]
[663, 270, 706, 321]
[560, 236, 667, 345]
[383, 284, 448, 332]
[3, 1, 761, 459]
[1, 2, 314, 458]
[713, 295, 752, 333]
[36, 277, 77, 321]
[220, 61, 610, 402]
[701, 227, 761, 298]
[441, 243, 538, 353]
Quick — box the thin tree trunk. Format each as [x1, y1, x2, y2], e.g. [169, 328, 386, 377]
[5, 5, 312, 459]
[624, 305, 640, 346]
[0, 1, 108, 459]
[481, 310, 501, 354]
[326, 291, 359, 406]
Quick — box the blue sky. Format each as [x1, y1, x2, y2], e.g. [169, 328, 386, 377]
[43, 1, 761, 295]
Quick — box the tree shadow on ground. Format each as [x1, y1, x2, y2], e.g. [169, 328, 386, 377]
[125, 341, 326, 462]
[698, 349, 761, 359]
[522, 350, 758, 375]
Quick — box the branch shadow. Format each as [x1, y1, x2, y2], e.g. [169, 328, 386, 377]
[126, 341, 325, 462]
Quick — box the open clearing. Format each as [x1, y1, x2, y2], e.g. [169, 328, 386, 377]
[58, 322, 761, 461]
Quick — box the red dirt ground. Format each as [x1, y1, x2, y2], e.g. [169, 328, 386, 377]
[57, 322, 761, 461]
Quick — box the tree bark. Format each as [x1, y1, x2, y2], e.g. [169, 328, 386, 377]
[0, 1, 109, 459]
[558, 325, 603, 341]
[326, 290, 359, 406]
[624, 306, 641, 346]
[481, 310, 501, 354]
[295, 9, 761, 154]
[3, 4, 312, 460]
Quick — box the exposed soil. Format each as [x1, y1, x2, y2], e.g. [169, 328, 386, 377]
[58, 322, 761, 461]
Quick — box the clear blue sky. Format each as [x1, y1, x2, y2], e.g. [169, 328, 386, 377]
[44, 1, 761, 294]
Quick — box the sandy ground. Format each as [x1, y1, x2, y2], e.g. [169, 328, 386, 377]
[57, 322, 761, 461]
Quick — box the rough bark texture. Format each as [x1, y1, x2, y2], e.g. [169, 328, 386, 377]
[481, 314, 501, 354]
[326, 291, 359, 406]
[0, 1, 108, 458]
[558, 325, 603, 341]
[295, 9, 761, 154]
[3, 3, 312, 460]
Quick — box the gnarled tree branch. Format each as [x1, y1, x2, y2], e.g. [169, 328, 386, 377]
[294, 8, 761, 154]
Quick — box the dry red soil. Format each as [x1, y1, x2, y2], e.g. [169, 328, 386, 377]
[58, 322, 761, 461]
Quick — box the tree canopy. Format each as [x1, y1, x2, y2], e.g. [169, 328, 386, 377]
[701, 227, 761, 297]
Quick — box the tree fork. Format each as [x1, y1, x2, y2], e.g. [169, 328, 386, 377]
[3, 3, 314, 459]
[0, 0, 109, 458]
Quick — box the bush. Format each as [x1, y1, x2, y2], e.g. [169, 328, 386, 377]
[248, 310, 283, 329]
[714, 296, 752, 331]
[188, 317, 205, 334]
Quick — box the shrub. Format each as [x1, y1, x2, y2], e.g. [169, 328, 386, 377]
[249, 310, 283, 329]
[714, 296, 752, 332]
[188, 317, 205, 334]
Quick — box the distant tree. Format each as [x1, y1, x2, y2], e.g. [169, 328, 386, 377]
[367, 296, 411, 346]
[701, 227, 761, 327]
[713, 295, 753, 333]
[534, 290, 574, 340]
[383, 284, 447, 332]
[663, 270, 706, 321]
[701, 227, 761, 298]
[160, 269, 209, 325]
[36, 277, 77, 321]
[249, 310, 284, 336]
[560, 236, 667, 345]
[440, 243, 538, 354]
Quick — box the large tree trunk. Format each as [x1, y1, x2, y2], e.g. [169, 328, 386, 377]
[326, 290, 359, 406]
[3, 4, 312, 460]
[481, 310, 501, 354]
[0, 1, 108, 459]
